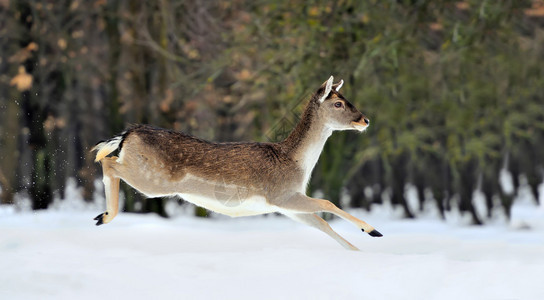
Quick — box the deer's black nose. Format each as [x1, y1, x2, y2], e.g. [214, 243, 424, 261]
[363, 118, 370, 125]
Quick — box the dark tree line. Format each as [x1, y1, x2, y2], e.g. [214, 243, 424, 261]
[0, 1, 542, 224]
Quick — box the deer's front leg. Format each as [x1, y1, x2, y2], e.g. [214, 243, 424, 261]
[284, 213, 360, 250]
[95, 157, 121, 226]
[278, 193, 383, 237]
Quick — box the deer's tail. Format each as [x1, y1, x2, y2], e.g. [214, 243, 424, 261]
[91, 133, 125, 162]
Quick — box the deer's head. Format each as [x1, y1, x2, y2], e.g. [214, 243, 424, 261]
[313, 76, 369, 132]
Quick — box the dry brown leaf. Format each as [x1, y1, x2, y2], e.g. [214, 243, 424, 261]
[44, 115, 67, 132]
[0, 0, 9, 9]
[455, 2, 469, 10]
[236, 69, 251, 81]
[94, 0, 106, 8]
[10, 66, 33, 91]
[26, 42, 38, 51]
[159, 89, 174, 113]
[429, 22, 443, 31]
[525, 1, 544, 17]
[308, 7, 319, 17]
[8, 42, 38, 63]
[43, 115, 55, 132]
[69, 0, 80, 11]
[58, 38, 67, 50]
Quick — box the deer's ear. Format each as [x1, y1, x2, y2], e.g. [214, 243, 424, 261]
[332, 79, 343, 92]
[318, 76, 334, 103]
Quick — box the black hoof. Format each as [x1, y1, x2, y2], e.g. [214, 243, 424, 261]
[366, 229, 383, 237]
[94, 212, 107, 226]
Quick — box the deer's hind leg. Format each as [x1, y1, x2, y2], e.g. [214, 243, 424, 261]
[95, 157, 121, 226]
[285, 213, 359, 251]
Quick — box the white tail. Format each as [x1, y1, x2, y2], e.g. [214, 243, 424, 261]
[92, 134, 124, 162]
[92, 77, 380, 250]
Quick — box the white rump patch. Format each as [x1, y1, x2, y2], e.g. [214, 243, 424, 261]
[93, 134, 123, 162]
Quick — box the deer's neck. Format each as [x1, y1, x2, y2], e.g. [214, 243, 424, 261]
[282, 102, 332, 191]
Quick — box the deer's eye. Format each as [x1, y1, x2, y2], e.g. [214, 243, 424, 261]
[334, 101, 343, 108]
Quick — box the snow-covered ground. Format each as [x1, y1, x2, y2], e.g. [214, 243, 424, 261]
[1, 194, 543, 300]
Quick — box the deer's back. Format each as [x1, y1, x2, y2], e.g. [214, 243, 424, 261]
[119, 125, 301, 194]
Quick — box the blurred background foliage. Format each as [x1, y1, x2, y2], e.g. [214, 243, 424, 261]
[0, 0, 543, 224]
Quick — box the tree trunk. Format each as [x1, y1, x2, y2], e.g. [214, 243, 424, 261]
[0, 92, 21, 205]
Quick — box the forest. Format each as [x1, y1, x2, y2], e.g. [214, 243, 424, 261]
[0, 0, 543, 225]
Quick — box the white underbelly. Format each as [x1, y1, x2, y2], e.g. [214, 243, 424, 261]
[124, 172, 278, 217]
[178, 193, 276, 217]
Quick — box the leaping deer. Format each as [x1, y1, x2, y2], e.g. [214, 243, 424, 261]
[92, 76, 382, 250]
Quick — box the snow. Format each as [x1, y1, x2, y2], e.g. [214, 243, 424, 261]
[1, 197, 543, 300]
[1, 175, 544, 300]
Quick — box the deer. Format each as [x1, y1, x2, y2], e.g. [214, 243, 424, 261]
[92, 76, 382, 250]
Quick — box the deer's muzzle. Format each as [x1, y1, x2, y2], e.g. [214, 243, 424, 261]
[351, 116, 370, 131]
